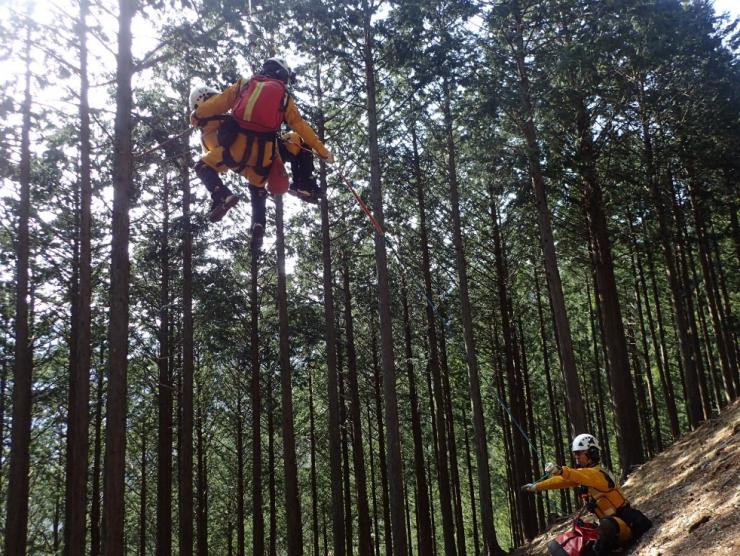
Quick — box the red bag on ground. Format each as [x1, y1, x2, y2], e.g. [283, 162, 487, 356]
[547, 520, 600, 556]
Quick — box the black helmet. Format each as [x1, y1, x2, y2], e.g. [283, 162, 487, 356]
[261, 57, 296, 84]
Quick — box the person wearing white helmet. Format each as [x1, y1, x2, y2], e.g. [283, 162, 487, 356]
[190, 56, 333, 247]
[521, 434, 652, 555]
[188, 85, 240, 223]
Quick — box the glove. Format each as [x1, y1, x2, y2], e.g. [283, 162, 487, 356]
[521, 483, 537, 493]
[322, 151, 335, 165]
[190, 111, 203, 128]
[545, 462, 562, 476]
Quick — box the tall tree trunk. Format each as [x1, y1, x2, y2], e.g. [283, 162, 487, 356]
[140, 424, 148, 556]
[410, 121, 457, 555]
[337, 338, 353, 556]
[490, 191, 536, 538]
[441, 78, 504, 556]
[103, 1, 135, 552]
[371, 324, 393, 556]
[687, 172, 737, 400]
[157, 179, 173, 556]
[575, 96, 644, 472]
[635, 227, 680, 439]
[180, 115, 195, 556]
[91, 348, 105, 556]
[438, 316, 467, 556]
[672, 188, 713, 419]
[341, 253, 373, 556]
[308, 371, 321, 556]
[533, 266, 568, 513]
[362, 6, 407, 552]
[315, 61, 345, 555]
[400, 277, 434, 553]
[366, 401, 381, 556]
[249, 245, 263, 555]
[461, 404, 481, 556]
[236, 393, 245, 556]
[630, 248, 663, 451]
[275, 196, 303, 553]
[4, 23, 33, 556]
[267, 374, 277, 556]
[646, 153, 703, 427]
[508, 6, 586, 435]
[195, 386, 208, 556]
[519, 319, 545, 531]
[64, 0, 92, 551]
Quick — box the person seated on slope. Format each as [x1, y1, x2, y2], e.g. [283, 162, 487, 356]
[522, 434, 652, 555]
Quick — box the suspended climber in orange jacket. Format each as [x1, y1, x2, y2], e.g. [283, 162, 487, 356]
[189, 57, 333, 246]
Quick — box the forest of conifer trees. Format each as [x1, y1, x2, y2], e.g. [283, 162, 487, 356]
[0, 0, 738, 554]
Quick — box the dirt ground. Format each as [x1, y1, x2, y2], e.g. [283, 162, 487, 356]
[511, 398, 740, 555]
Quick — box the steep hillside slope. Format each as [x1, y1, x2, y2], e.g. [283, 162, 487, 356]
[512, 399, 740, 555]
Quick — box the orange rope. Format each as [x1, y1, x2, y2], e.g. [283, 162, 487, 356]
[280, 137, 385, 236]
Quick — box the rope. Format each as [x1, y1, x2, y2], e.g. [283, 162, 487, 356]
[135, 127, 193, 159]
[276, 136, 385, 236]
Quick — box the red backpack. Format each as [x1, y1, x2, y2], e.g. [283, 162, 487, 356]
[231, 75, 287, 133]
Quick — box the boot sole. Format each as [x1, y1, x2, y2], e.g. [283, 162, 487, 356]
[208, 195, 240, 222]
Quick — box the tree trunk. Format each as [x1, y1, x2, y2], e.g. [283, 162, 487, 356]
[315, 60, 346, 555]
[267, 374, 277, 556]
[371, 323, 393, 556]
[490, 191, 537, 538]
[362, 6, 407, 552]
[180, 113, 195, 556]
[275, 196, 303, 554]
[236, 394, 245, 556]
[461, 404, 481, 556]
[308, 371, 321, 556]
[156, 178, 173, 556]
[646, 155, 703, 427]
[140, 425, 148, 556]
[410, 121, 457, 555]
[438, 316, 467, 556]
[341, 252, 373, 556]
[687, 172, 737, 400]
[103, 1, 135, 552]
[635, 228, 680, 439]
[441, 78, 504, 556]
[249, 245, 263, 555]
[630, 248, 663, 451]
[672, 188, 713, 419]
[337, 338, 353, 556]
[195, 385, 208, 556]
[400, 277, 434, 553]
[508, 7, 586, 435]
[575, 96, 644, 472]
[64, 0, 92, 551]
[4, 23, 33, 556]
[366, 401, 381, 556]
[91, 348, 105, 556]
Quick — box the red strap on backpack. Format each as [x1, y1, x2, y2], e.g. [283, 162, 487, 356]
[232, 75, 287, 133]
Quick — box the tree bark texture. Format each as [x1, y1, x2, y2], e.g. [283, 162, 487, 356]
[5, 24, 34, 556]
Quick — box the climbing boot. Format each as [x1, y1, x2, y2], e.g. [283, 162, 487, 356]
[288, 177, 321, 204]
[250, 222, 264, 250]
[208, 186, 239, 223]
